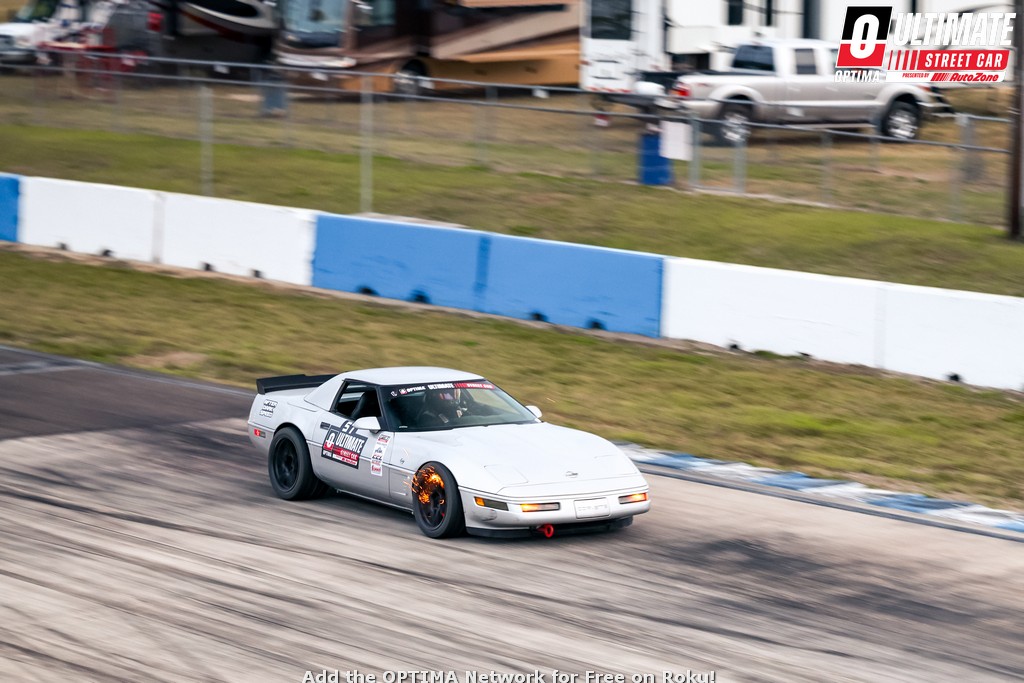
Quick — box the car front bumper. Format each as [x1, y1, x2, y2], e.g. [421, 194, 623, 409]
[460, 484, 651, 536]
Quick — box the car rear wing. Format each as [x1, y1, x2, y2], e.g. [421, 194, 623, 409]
[256, 373, 334, 395]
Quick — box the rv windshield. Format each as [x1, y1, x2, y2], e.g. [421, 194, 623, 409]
[14, 0, 58, 22]
[282, 0, 346, 46]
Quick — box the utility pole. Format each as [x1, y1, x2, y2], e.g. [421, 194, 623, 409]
[1010, 0, 1023, 239]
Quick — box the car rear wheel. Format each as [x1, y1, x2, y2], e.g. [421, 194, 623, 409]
[268, 427, 328, 500]
[412, 462, 465, 538]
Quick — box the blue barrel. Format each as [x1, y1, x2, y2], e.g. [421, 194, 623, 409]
[637, 131, 674, 186]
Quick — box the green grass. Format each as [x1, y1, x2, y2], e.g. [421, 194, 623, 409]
[1, 246, 1023, 509]
[3, 124, 1024, 296]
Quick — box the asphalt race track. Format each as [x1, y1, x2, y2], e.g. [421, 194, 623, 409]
[1, 347, 1022, 682]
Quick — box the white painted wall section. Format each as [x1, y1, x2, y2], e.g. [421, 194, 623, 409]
[661, 258, 882, 367]
[160, 194, 315, 285]
[19, 177, 159, 262]
[882, 284, 1024, 390]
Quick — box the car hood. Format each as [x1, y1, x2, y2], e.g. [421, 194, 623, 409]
[400, 421, 639, 486]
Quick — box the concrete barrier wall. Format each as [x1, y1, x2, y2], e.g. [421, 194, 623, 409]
[161, 194, 316, 285]
[0, 174, 18, 243]
[19, 177, 159, 262]
[10, 175, 1024, 390]
[661, 257, 1024, 391]
[484, 235, 663, 337]
[661, 258, 882, 367]
[313, 215, 488, 310]
[882, 284, 1024, 389]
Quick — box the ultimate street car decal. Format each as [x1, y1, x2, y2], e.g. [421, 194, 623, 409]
[320, 420, 366, 468]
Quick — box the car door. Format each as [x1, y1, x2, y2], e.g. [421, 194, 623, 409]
[782, 46, 833, 123]
[309, 382, 394, 500]
[825, 46, 882, 123]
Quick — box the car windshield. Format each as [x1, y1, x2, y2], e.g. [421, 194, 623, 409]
[383, 380, 537, 431]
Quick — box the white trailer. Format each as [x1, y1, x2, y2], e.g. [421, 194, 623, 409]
[580, 0, 1012, 98]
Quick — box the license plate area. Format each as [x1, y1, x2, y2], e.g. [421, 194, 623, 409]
[574, 497, 610, 519]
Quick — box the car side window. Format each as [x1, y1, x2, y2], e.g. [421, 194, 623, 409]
[794, 48, 817, 75]
[333, 382, 374, 418]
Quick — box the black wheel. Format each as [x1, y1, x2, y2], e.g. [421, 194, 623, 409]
[393, 60, 427, 95]
[268, 427, 328, 500]
[713, 102, 753, 146]
[411, 462, 465, 538]
[880, 100, 920, 140]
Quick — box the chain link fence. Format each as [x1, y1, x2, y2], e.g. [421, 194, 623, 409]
[0, 52, 1012, 226]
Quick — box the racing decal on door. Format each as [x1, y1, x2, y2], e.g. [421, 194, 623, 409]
[321, 420, 366, 468]
[370, 433, 392, 476]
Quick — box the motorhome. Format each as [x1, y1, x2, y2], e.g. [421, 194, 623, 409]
[275, 0, 581, 90]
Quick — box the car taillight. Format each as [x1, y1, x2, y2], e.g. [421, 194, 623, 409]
[147, 11, 163, 33]
[672, 84, 691, 98]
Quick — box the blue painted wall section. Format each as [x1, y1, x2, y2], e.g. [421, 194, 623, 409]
[0, 174, 20, 242]
[483, 235, 663, 337]
[314, 214, 488, 310]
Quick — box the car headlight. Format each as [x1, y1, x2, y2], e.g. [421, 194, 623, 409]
[14, 36, 31, 48]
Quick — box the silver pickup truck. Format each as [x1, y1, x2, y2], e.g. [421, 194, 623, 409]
[663, 39, 943, 144]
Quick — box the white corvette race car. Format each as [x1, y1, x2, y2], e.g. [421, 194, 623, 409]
[247, 367, 651, 539]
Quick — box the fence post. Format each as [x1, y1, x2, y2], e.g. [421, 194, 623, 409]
[588, 109, 602, 177]
[113, 65, 123, 133]
[689, 116, 701, 189]
[821, 131, 833, 205]
[199, 84, 213, 197]
[950, 113, 970, 222]
[733, 131, 747, 194]
[360, 75, 374, 214]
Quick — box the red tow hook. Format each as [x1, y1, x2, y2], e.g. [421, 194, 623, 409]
[536, 524, 555, 539]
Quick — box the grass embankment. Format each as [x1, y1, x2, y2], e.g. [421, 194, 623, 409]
[3, 125, 1024, 296]
[1, 248, 1022, 508]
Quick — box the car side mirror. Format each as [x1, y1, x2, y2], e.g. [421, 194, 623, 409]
[526, 405, 542, 419]
[352, 416, 381, 432]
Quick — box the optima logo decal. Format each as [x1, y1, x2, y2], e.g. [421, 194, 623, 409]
[836, 6, 1015, 83]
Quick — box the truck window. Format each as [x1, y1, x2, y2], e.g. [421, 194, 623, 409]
[732, 45, 774, 72]
[727, 0, 744, 25]
[794, 48, 817, 75]
[590, 0, 632, 41]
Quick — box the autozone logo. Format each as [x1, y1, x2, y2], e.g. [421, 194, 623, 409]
[836, 6, 1014, 83]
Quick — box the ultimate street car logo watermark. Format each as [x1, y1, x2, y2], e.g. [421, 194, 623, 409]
[836, 6, 1015, 83]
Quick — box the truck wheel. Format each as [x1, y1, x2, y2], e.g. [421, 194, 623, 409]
[393, 61, 427, 96]
[881, 101, 920, 140]
[714, 103, 753, 146]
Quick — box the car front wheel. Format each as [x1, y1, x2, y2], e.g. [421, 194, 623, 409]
[412, 462, 466, 538]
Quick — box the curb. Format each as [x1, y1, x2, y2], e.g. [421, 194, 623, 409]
[620, 445, 1024, 536]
